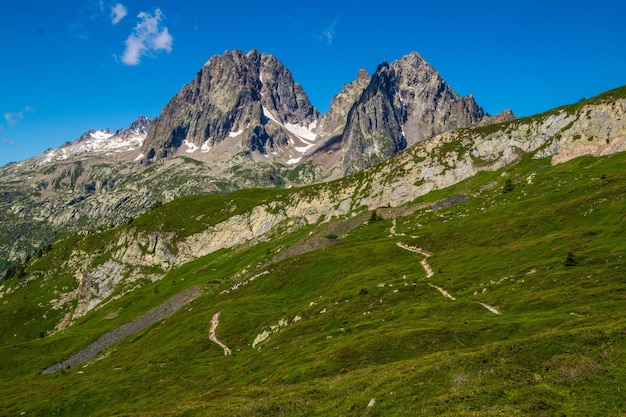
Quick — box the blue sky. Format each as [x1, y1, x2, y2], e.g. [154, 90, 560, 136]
[1, 0, 625, 166]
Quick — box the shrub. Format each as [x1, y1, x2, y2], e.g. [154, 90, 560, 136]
[503, 179, 514, 193]
[368, 211, 383, 224]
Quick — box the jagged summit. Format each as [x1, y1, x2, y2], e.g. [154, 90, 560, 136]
[316, 68, 372, 139]
[142, 49, 320, 165]
[141, 49, 498, 174]
[339, 51, 485, 173]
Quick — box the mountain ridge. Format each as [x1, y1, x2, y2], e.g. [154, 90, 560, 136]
[0, 49, 508, 275]
[3, 86, 624, 328]
[1, 51, 623, 288]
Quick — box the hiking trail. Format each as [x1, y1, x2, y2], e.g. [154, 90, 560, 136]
[477, 302, 500, 314]
[391, 218, 500, 311]
[209, 311, 232, 355]
[428, 283, 456, 301]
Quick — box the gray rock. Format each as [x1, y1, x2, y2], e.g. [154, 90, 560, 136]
[142, 49, 319, 162]
[340, 52, 485, 174]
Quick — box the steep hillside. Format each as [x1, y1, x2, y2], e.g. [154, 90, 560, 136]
[1, 142, 625, 416]
[0, 87, 625, 416]
[2, 86, 625, 327]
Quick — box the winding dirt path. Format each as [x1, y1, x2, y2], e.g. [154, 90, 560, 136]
[391, 221, 501, 312]
[209, 311, 231, 355]
[396, 242, 434, 278]
[41, 285, 203, 374]
[428, 283, 456, 301]
[477, 302, 500, 314]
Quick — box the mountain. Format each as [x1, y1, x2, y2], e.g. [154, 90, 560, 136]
[317, 68, 372, 139]
[339, 52, 512, 174]
[142, 49, 320, 165]
[0, 50, 508, 276]
[0, 86, 625, 415]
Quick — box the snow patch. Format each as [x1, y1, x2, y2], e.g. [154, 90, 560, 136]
[262, 106, 318, 149]
[228, 129, 243, 138]
[183, 140, 198, 153]
[284, 121, 317, 141]
[35, 128, 147, 166]
[287, 157, 302, 165]
[133, 153, 144, 162]
[90, 130, 114, 140]
[262, 106, 281, 124]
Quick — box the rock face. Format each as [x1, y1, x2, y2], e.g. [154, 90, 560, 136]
[142, 49, 319, 163]
[478, 109, 516, 126]
[317, 68, 371, 138]
[340, 52, 485, 174]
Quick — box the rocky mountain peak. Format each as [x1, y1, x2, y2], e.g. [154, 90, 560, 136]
[356, 67, 370, 81]
[317, 68, 372, 139]
[339, 52, 486, 174]
[115, 116, 154, 139]
[141, 49, 319, 163]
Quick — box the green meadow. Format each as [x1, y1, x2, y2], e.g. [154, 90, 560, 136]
[1, 146, 625, 415]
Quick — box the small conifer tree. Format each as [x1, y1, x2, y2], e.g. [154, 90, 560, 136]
[564, 251, 579, 267]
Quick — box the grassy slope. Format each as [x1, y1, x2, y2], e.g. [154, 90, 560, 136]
[0, 149, 624, 416]
[1, 84, 626, 415]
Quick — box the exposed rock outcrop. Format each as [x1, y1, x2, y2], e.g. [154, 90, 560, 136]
[340, 52, 485, 174]
[317, 68, 371, 138]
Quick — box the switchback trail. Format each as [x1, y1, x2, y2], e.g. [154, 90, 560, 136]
[209, 311, 231, 355]
[428, 283, 456, 301]
[392, 223, 500, 311]
[41, 285, 203, 374]
[396, 242, 434, 278]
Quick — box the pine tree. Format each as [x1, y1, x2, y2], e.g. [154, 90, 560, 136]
[564, 251, 579, 267]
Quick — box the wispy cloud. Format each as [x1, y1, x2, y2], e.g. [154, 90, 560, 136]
[0, 125, 14, 146]
[4, 106, 35, 126]
[1, 137, 15, 146]
[319, 18, 339, 45]
[111, 3, 127, 24]
[121, 9, 173, 66]
[70, 1, 129, 40]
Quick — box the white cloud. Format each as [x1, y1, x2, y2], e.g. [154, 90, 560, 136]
[111, 3, 127, 24]
[121, 9, 173, 66]
[4, 106, 35, 126]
